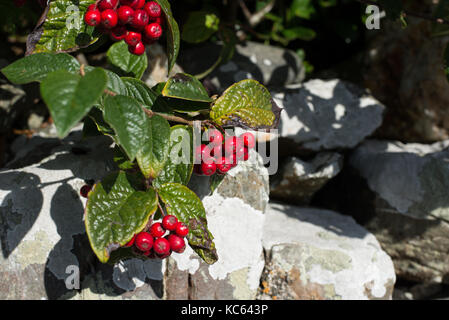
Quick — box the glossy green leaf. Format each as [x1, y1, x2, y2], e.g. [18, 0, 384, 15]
[87, 107, 116, 137]
[162, 73, 212, 102]
[155, 0, 180, 73]
[40, 68, 107, 138]
[157, 183, 218, 264]
[181, 11, 220, 44]
[136, 115, 171, 179]
[103, 95, 147, 161]
[122, 77, 159, 109]
[29, 0, 100, 54]
[107, 41, 148, 79]
[153, 125, 193, 188]
[210, 79, 278, 129]
[282, 26, 316, 41]
[1, 53, 80, 84]
[85, 171, 158, 263]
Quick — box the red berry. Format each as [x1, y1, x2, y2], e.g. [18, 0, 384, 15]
[144, 22, 162, 40]
[224, 136, 243, 156]
[149, 222, 165, 238]
[201, 162, 216, 176]
[135, 232, 153, 251]
[210, 144, 223, 159]
[98, 0, 118, 11]
[110, 25, 127, 41]
[128, 41, 146, 55]
[153, 238, 171, 255]
[175, 222, 189, 238]
[131, 9, 149, 29]
[195, 144, 213, 164]
[235, 144, 247, 161]
[216, 156, 232, 174]
[207, 129, 223, 146]
[144, 1, 162, 18]
[167, 234, 186, 253]
[84, 10, 102, 27]
[243, 147, 249, 161]
[240, 132, 256, 149]
[101, 9, 118, 29]
[156, 250, 172, 259]
[130, 0, 145, 9]
[125, 31, 141, 46]
[117, 5, 134, 24]
[162, 215, 178, 231]
[228, 153, 238, 168]
[87, 4, 98, 11]
[124, 234, 136, 247]
[80, 185, 92, 198]
[142, 249, 152, 257]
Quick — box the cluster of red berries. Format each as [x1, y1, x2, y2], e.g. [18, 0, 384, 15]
[84, 0, 164, 55]
[194, 130, 256, 176]
[124, 215, 188, 259]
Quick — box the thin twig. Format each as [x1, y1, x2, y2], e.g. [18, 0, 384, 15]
[157, 201, 166, 217]
[356, 0, 449, 25]
[238, 0, 276, 27]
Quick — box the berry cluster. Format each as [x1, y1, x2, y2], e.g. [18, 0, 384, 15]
[194, 130, 256, 176]
[124, 215, 188, 259]
[84, 0, 163, 55]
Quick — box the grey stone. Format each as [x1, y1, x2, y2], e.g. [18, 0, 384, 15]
[258, 203, 396, 300]
[141, 43, 184, 88]
[273, 79, 385, 153]
[178, 41, 305, 92]
[270, 152, 343, 204]
[347, 139, 449, 283]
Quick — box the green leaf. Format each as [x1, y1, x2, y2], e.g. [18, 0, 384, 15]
[162, 73, 212, 102]
[282, 26, 316, 41]
[29, 0, 100, 54]
[107, 41, 148, 79]
[113, 145, 136, 170]
[40, 68, 107, 138]
[210, 79, 279, 129]
[153, 125, 193, 188]
[181, 11, 220, 44]
[157, 183, 218, 264]
[1, 53, 80, 84]
[103, 95, 147, 161]
[290, 0, 315, 20]
[85, 171, 158, 263]
[87, 107, 116, 137]
[122, 77, 159, 109]
[136, 115, 171, 179]
[155, 0, 180, 73]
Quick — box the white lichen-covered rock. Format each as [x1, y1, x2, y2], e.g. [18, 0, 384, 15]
[273, 79, 385, 153]
[347, 139, 449, 283]
[270, 152, 343, 204]
[258, 203, 396, 300]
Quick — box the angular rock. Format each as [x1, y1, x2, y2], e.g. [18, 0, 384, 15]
[273, 79, 385, 154]
[363, 17, 449, 142]
[259, 203, 396, 300]
[178, 41, 305, 93]
[344, 139, 449, 283]
[270, 152, 343, 205]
